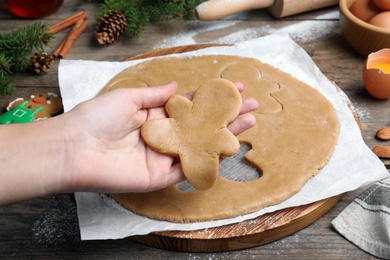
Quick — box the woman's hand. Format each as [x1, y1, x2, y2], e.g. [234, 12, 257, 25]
[0, 81, 258, 205]
[62, 81, 258, 193]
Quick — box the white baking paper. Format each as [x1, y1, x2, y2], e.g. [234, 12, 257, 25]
[58, 34, 389, 240]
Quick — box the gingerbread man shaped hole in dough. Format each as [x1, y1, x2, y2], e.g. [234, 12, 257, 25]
[141, 78, 242, 190]
[178, 144, 262, 192]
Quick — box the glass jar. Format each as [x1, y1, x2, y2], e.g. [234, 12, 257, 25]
[5, 0, 64, 19]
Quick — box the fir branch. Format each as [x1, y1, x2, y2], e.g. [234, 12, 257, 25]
[96, 0, 206, 38]
[142, 0, 186, 21]
[0, 21, 54, 97]
[0, 21, 54, 71]
[97, 0, 149, 38]
[0, 53, 14, 96]
[184, 0, 205, 17]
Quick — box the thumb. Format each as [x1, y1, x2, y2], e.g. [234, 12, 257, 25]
[134, 81, 178, 109]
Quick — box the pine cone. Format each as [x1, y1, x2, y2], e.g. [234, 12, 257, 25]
[95, 10, 127, 46]
[29, 52, 53, 75]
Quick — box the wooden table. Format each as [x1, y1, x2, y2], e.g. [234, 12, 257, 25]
[0, 1, 387, 258]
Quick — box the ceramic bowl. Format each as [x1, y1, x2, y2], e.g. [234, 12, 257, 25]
[339, 0, 390, 57]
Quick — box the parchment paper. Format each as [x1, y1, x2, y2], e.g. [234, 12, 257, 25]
[58, 34, 389, 240]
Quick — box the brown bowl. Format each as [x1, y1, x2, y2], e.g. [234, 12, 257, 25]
[340, 0, 390, 57]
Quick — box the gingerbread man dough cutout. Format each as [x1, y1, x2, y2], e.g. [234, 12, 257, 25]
[141, 79, 242, 190]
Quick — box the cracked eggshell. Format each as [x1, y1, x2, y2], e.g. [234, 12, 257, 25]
[363, 48, 390, 99]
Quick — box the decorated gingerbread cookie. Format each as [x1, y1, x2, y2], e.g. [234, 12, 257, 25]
[0, 93, 63, 124]
[141, 79, 242, 190]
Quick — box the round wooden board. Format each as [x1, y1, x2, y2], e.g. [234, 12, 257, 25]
[124, 44, 357, 253]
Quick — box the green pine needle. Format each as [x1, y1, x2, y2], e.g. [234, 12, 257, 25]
[97, 0, 205, 38]
[0, 21, 54, 97]
[0, 21, 54, 71]
[0, 53, 13, 96]
[97, 0, 149, 38]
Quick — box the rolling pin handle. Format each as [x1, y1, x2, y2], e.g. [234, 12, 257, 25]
[196, 0, 274, 21]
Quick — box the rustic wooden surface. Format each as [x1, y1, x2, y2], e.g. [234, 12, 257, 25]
[0, 0, 387, 259]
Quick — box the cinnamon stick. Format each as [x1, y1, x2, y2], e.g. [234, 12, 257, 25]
[50, 11, 87, 34]
[53, 40, 64, 59]
[53, 19, 88, 59]
[53, 18, 84, 58]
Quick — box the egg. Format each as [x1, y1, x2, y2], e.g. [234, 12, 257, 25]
[373, 0, 390, 10]
[369, 11, 390, 30]
[350, 0, 382, 22]
[363, 49, 390, 99]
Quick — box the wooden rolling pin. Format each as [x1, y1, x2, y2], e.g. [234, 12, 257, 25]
[196, 0, 339, 21]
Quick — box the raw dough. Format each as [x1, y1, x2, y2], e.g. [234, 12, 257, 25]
[101, 55, 340, 223]
[141, 79, 242, 190]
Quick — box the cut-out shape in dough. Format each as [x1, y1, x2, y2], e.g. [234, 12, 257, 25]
[218, 144, 261, 182]
[102, 55, 340, 223]
[178, 145, 261, 192]
[221, 63, 282, 114]
[141, 78, 242, 190]
[220, 63, 263, 81]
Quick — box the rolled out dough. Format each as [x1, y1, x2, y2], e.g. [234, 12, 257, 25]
[101, 55, 340, 223]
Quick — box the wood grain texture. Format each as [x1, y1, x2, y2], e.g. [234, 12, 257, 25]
[0, 0, 383, 258]
[130, 196, 343, 252]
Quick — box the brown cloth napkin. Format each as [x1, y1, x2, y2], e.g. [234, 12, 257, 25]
[332, 176, 390, 259]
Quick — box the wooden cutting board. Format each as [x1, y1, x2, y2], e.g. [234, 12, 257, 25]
[125, 44, 358, 253]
